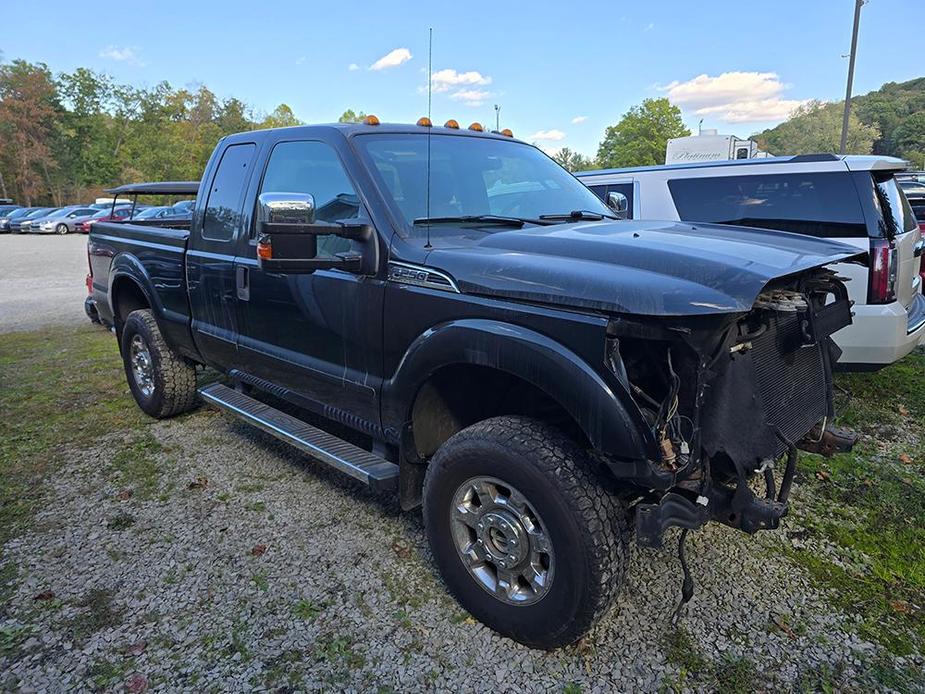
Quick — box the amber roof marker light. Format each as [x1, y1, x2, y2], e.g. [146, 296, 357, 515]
[363, 114, 380, 126]
[417, 117, 433, 127]
[468, 122, 484, 132]
[444, 119, 460, 129]
[500, 128, 514, 137]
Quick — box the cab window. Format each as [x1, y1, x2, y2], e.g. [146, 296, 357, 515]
[202, 143, 256, 242]
[257, 140, 361, 255]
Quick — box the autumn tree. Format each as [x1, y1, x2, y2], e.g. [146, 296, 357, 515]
[0, 60, 60, 205]
[596, 98, 689, 168]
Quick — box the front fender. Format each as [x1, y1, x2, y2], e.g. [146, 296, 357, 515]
[382, 319, 650, 459]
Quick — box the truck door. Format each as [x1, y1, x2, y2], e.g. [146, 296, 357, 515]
[233, 137, 385, 429]
[187, 141, 257, 369]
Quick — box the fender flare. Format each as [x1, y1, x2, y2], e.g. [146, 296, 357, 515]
[108, 253, 164, 328]
[382, 319, 651, 459]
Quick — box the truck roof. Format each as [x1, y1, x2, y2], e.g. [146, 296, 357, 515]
[575, 153, 909, 178]
[225, 122, 525, 145]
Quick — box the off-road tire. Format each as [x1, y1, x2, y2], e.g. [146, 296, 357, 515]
[121, 309, 197, 418]
[423, 415, 629, 649]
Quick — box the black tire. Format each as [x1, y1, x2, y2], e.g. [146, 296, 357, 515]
[423, 416, 629, 649]
[121, 309, 198, 418]
[56, 223, 68, 235]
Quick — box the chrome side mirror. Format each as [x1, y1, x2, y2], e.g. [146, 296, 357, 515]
[256, 192, 316, 231]
[607, 191, 629, 220]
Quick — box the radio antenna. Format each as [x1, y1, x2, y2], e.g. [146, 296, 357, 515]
[425, 27, 433, 249]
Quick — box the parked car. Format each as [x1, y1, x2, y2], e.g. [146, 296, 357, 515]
[88, 124, 863, 649]
[132, 205, 190, 222]
[0, 204, 23, 216]
[0, 206, 31, 232]
[11, 207, 58, 233]
[577, 155, 925, 370]
[77, 205, 136, 233]
[32, 206, 100, 234]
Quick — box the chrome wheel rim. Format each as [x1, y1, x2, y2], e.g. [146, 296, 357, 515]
[129, 334, 155, 398]
[450, 476, 554, 606]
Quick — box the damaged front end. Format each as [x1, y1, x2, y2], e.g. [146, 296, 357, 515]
[604, 268, 858, 549]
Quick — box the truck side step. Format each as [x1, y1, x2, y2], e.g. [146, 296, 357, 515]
[198, 383, 398, 492]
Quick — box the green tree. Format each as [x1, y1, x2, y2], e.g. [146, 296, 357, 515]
[892, 112, 925, 166]
[551, 147, 594, 172]
[260, 103, 301, 129]
[596, 98, 689, 168]
[338, 109, 367, 123]
[753, 100, 879, 156]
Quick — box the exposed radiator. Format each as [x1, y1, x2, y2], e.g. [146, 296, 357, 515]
[750, 311, 829, 456]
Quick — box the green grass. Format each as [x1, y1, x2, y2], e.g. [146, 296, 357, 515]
[788, 351, 925, 656]
[292, 598, 324, 621]
[68, 587, 124, 642]
[0, 326, 150, 544]
[109, 432, 165, 500]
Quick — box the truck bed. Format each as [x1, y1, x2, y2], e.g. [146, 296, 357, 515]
[88, 220, 196, 358]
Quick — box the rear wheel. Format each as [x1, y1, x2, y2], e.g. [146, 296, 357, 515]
[55, 223, 68, 235]
[120, 309, 198, 418]
[423, 416, 629, 649]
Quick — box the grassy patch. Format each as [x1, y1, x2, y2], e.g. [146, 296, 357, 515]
[662, 626, 709, 675]
[786, 352, 925, 656]
[106, 511, 136, 531]
[315, 633, 365, 670]
[68, 587, 123, 642]
[109, 432, 165, 500]
[0, 326, 150, 545]
[88, 658, 131, 689]
[293, 598, 324, 621]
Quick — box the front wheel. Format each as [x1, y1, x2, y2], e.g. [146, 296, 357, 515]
[120, 309, 198, 418]
[56, 223, 68, 235]
[423, 416, 629, 649]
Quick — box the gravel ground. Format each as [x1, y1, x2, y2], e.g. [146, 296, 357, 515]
[0, 234, 90, 333]
[2, 407, 919, 692]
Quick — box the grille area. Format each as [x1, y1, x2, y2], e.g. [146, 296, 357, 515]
[750, 311, 828, 456]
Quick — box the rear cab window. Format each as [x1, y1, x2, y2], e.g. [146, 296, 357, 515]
[202, 143, 257, 242]
[667, 172, 868, 238]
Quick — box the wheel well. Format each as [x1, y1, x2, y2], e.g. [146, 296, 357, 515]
[409, 364, 587, 459]
[111, 278, 150, 333]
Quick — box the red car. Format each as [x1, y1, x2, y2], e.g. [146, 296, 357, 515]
[77, 206, 135, 233]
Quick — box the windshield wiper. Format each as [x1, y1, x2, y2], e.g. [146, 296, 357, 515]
[538, 210, 617, 222]
[413, 214, 547, 227]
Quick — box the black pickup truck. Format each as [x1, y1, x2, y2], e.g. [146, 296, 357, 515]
[88, 120, 864, 648]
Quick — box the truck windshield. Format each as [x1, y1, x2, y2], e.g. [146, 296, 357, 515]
[356, 133, 610, 237]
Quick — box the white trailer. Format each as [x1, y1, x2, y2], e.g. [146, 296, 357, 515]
[665, 130, 770, 165]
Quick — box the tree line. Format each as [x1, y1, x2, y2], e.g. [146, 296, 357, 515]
[2, 55, 922, 203]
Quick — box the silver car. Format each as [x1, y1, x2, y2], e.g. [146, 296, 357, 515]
[32, 206, 101, 234]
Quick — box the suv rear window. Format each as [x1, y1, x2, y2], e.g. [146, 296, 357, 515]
[667, 172, 868, 238]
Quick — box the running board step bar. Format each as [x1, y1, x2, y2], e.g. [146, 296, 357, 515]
[199, 383, 398, 492]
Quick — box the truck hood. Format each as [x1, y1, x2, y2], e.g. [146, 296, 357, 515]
[424, 220, 866, 316]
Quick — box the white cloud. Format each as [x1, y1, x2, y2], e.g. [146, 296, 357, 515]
[660, 71, 808, 123]
[571, 115, 588, 124]
[450, 89, 493, 107]
[348, 63, 360, 71]
[528, 129, 566, 142]
[370, 48, 412, 71]
[99, 46, 144, 66]
[431, 69, 492, 93]
[295, 56, 306, 66]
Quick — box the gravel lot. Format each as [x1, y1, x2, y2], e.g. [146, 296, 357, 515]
[0, 234, 90, 333]
[0, 234, 922, 692]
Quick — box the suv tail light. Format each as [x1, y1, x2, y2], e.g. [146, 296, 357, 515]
[868, 238, 898, 304]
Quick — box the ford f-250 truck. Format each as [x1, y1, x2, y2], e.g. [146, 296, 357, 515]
[88, 119, 864, 649]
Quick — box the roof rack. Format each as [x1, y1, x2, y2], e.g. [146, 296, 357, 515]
[789, 153, 841, 163]
[104, 181, 200, 196]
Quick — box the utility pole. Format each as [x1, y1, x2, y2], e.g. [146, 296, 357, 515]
[494, 104, 501, 131]
[839, 0, 864, 154]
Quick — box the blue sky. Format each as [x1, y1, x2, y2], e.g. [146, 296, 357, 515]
[2, 0, 923, 156]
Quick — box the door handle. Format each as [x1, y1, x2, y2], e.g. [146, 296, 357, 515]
[236, 266, 250, 301]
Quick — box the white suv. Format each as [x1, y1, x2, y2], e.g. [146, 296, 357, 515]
[577, 155, 925, 370]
